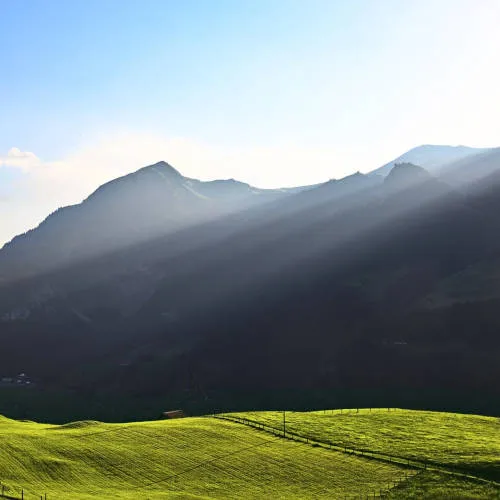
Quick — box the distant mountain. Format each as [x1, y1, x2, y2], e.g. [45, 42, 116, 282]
[0, 161, 316, 282]
[370, 144, 489, 177]
[263, 172, 382, 223]
[1, 147, 500, 421]
[384, 162, 431, 187]
[438, 147, 500, 188]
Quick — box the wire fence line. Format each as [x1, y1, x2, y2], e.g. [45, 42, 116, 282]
[1, 413, 414, 499]
[212, 413, 420, 498]
[0, 482, 47, 500]
[4, 408, 497, 499]
[213, 412, 500, 491]
[214, 412, 423, 467]
[0, 410, 418, 500]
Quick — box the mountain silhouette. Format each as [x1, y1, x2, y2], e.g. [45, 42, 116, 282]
[1, 146, 500, 421]
[0, 161, 312, 283]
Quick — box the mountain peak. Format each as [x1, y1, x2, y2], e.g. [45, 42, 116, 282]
[384, 162, 432, 189]
[140, 161, 183, 178]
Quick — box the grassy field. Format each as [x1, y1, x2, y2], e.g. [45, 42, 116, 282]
[0, 414, 407, 499]
[0, 409, 498, 499]
[386, 471, 500, 499]
[223, 408, 500, 498]
[225, 408, 500, 480]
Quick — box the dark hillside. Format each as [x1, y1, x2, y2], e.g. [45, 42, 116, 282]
[1, 155, 500, 420]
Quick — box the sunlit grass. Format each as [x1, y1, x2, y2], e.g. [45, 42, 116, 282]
[225, 408, 500, 480]
[0, 414, 405, 499]
[388, 471, 500, 499]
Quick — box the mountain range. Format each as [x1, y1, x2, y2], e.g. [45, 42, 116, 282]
[0, 144, 499, 421]
[0, 161, 317, 282]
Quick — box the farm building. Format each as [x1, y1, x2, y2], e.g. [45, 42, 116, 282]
[161, 410, 186, 419]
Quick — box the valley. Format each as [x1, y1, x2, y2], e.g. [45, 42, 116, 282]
[3, 3, 499, 497]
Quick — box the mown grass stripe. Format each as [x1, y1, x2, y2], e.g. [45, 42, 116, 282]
[221, 409, 500, 487]
[1, 410, 497, 498]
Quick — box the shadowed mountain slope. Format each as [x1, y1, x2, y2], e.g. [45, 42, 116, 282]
[438, 147, 500, 188]
[0, 162, 313, 283]
[1, 149, 500, 420]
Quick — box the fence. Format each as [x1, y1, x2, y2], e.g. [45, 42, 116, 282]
[0, 482, 47, 500]
[213, 413, 420, 498]
[213, 411, 500, 495]
[3, 408, 497, 499]
[215, 413, 424, 467]
[0, 414, 417, 499]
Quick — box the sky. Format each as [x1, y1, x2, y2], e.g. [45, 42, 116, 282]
[1, 0, 500, 246]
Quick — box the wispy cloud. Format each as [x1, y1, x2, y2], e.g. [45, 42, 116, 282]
[1, 132, 381, 246]
[0, 147, 42, 171]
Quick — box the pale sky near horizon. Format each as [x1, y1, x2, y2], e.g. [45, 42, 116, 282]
[1, 0, 499, 245]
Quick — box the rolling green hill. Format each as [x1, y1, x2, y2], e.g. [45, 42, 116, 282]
[0, 409, 498, 499]
[224, 409, 500, 480]
[0, 414, 407, 499]
[223, 409, 500, 498]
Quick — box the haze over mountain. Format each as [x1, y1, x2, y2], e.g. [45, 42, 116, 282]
[369, 145, 489, 177]
[0, 161, 317, 283]
[1, 144, 499, 421]
[0, 144, 484, 284]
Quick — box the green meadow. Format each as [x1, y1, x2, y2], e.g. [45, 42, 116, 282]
[0, 414, 406, 499]
[0, 409, 498, 499]
[225, 408, 500, 498]
[226, 408, 500, 480]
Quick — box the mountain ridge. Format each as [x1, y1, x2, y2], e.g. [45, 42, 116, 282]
[370, 144, 489, 177]
[1, 145, 500, 420]
[0, 161, 320, 282]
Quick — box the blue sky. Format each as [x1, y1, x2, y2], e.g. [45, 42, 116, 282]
[1, 0, 499, 244]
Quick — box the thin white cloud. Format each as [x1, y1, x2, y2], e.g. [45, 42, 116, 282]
[1, 133, 373, 246]
[0, 147, 41, 171]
